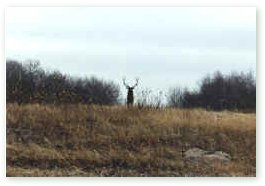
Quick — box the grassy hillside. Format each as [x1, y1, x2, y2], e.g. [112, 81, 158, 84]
[6, 104, 256, 176]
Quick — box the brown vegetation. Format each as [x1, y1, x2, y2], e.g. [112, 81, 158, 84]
[6, 104, 256, 176]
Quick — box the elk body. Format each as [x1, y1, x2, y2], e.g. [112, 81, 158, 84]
[123, 78, 139, 107]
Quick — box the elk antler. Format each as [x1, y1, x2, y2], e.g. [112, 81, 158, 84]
[132, 78, 139, 88]
[122, 77, 129, 89]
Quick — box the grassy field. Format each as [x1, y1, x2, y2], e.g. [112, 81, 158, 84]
[6, 103, 256, 176]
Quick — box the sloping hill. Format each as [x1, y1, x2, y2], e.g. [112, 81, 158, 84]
[6, 104, 256, 176]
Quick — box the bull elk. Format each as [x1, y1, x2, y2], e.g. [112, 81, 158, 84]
[123, 77, 139, 107]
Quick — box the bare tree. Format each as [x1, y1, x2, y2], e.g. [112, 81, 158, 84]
[123, 77, 139, 107]
[167, 87, 185, 108]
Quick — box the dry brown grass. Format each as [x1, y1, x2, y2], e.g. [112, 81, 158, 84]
[6, 103, 256, 176]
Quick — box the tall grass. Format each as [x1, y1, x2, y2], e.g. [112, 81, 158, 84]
[6, 103, 256, 176]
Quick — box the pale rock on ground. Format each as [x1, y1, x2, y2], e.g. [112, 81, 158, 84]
[184, 148, 231, 163]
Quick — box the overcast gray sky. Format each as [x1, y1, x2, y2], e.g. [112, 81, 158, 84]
[6, 7, 256, 98]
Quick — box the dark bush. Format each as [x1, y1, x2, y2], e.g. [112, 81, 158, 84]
[6, 60, 120, 105]
[168, 71, 256, 112]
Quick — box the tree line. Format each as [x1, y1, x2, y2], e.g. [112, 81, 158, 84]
[168, 71, 256, 112]
[6, 60, 120, 105]
[7, 60, 256, 112]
